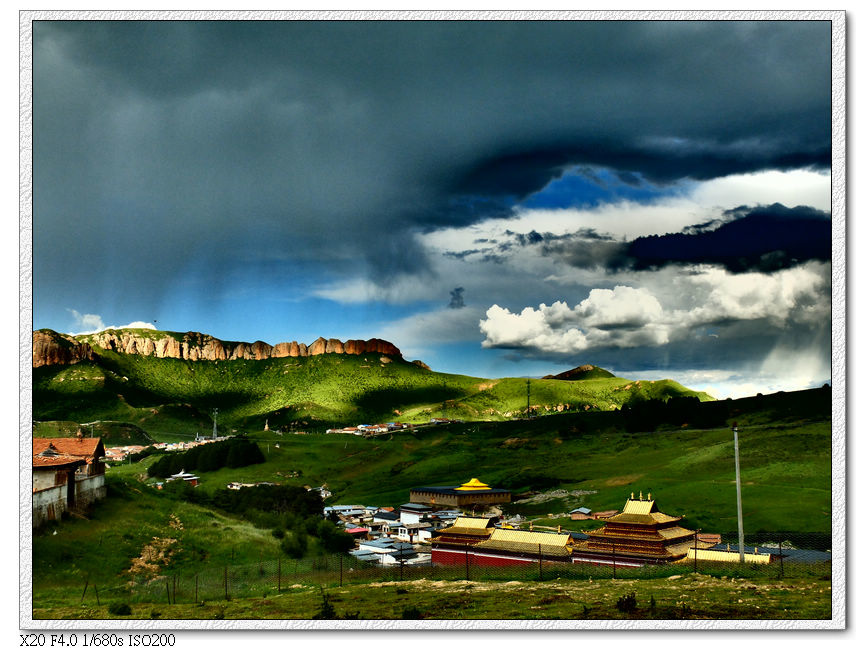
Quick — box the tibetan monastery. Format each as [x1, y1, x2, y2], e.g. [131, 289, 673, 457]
[570, 492, 715, 566]
[409, 478, 511, 509]
[431, 517, 576, 566]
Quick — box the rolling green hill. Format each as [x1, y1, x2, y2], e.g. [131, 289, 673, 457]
[33, 329, 713, 438]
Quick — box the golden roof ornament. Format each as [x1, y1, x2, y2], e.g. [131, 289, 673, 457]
[455, 477, 491, 491]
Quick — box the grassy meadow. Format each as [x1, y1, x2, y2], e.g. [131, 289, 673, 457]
[34, 574, 831, 621]
[30, 336, 833, 621]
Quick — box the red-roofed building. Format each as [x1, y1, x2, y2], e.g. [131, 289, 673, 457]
[32, 434, 107, 527]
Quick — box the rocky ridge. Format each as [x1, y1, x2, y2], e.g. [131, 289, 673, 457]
[32, 331, 95, 368]
[33, 329, 403, 367]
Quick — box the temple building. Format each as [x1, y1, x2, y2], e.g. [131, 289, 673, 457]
[430, 517, 576, 566]
[570, 492, 715, 566]
[472, 528, 575, 566]
[409, 478, 511, 510]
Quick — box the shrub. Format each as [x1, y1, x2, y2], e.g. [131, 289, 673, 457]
[108, 602, 132, 616]
[312, 593, 337, 620]
[615, 592, 637, 614]
[401, 606, 423, 620]
[280, 530, 308, 559]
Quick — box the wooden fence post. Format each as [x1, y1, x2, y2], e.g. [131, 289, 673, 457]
[612, 540, 616, 579]
[538, 543, 543, 580]
[693, 530, 699, 573]
[779, 540, 784, 579]
[80, 575, 89, 603]
[195, 574, 199, 603]
[465, 544, 470, 581]
[278, 557, 282, 593]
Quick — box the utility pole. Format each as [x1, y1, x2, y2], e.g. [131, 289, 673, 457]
[212, 408, 218, 440]
[526, 379, 531, 418]
[732, 423, 745, 563]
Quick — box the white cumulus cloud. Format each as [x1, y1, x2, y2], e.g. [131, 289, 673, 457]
[480, 285, 668, 354]
[479, 262, 830, 356]
[67, 309, 157, 335]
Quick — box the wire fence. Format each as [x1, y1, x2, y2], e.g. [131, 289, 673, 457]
[78, 533, 831, 607]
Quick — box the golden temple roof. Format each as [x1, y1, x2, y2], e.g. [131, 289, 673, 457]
[455, 478, 491, 491]
[435, 517, 497, 538]
[622, 494, 655, 515]
[603, 494, 680, 525]
[475, 529, 573, 557]
[686, 547, 771, 564]
[604, 511, 681, 525]
[451, 516, 495, 529]
[657, 526, 695, 540]
[489, 528, 572, 547]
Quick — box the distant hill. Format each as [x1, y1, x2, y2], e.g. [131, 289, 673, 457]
[32, 420, 155, 447]
[32, 328, 714, 437]
[543, 364, 616, 381]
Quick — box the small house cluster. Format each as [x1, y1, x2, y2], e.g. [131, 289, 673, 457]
[151, 437, 229, 453]
[227, 481, 278, 490]
[103, 444, 148, 462]
[325, 422, 411, 436]
[324, 502, 467, 566]
[324, 418, 465, 437]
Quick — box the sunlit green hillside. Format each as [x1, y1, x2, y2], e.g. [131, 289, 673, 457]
[33, 330, 713, 438]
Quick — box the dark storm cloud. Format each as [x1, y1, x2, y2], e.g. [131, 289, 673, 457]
[33, 20, 831, 306]
[531, 204, 830, 273]
[620, 203, 831, 273]
[491, 318, 829, 375]
[448, 287, 466, 309]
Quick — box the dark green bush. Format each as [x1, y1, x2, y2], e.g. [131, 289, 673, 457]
[108, 602, 132, 616]
[401, 606, 423, 620]
[615, 592, 637, 613]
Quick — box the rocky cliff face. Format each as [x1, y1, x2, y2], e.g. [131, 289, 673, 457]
[32, 330, 95, 368]
[33, 329, 403, 367]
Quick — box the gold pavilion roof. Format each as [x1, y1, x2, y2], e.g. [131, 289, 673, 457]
[475, 529, 573, 557]
[604, 511, 680, 525]
[656, 526, 694, 540]
[622, 498, 656, 515]
[602, 493, 681, 525]
[435, 517, 497, 537]
[455, 478, 492, 491]
[451, 516, 495, 529]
